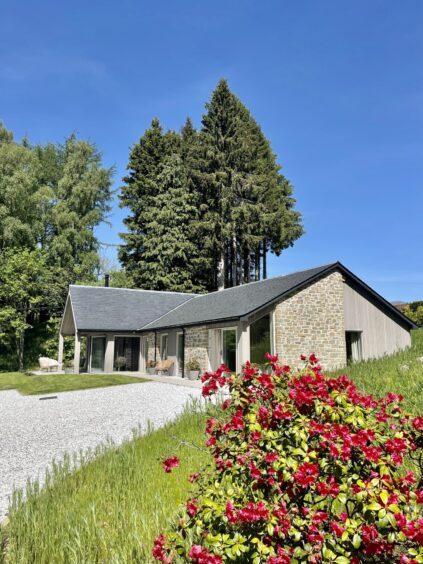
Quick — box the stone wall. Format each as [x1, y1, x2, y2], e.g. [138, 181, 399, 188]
[144, 332, 159, 364]
[184, 325, 209, 377]
[274, 271, 346, 370]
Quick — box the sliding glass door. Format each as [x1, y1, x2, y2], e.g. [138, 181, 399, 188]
[90, 336, 106, 373]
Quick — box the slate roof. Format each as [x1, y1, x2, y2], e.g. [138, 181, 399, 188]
[144, 264, 336, 330]
[69, 286, 195, 332]
[67, 263, 417, 333]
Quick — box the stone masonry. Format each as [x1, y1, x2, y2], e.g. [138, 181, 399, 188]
[184, 325, 209, 377]
[274, 271, 346, 370]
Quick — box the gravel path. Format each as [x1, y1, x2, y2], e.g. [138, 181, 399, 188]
[0, 382, 202, 520]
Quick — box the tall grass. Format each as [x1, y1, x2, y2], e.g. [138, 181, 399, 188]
[1, 331, 422, 563]
[329, 328, 423, 415]
[2, 401, 212, 563]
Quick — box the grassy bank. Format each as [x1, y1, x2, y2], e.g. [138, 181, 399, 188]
[2, 402, 211, 563]
[0, 372, 147, 396]
[1, 330, 422, 563]
[330, 328, 423, 415]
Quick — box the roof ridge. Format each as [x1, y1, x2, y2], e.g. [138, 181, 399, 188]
[69, 284, 197, 297]
[141, 294, 200, 330]
[203, 262, 337, 296]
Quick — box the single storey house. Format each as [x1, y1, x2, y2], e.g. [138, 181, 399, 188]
[59, 262, 416, 376]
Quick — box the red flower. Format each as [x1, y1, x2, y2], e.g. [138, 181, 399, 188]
[249, 462, 261, 480]
[264, 452, 279, 464]
[152, 534, 172, 563]
[188, 545, 222, 563]
[316, 476, 339, 497]
[412, 416, 423, 431]
[309, 353, 318, 364]
[221, 399, 231, 410]
[330, 521, 345, 537]
[188, 472, 199, 483]
[162, 457, 180, 473]
[293, 462, 319, 488]
[265, 352, 278, 363]
[205, 418, 217, 434]
[186, 498, 199, 518]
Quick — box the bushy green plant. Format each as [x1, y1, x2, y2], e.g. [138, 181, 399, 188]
[187, 358, 201, 371]
[154, 354, 423, 563]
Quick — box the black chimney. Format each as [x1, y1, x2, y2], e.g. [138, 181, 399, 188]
[104, 274, 110, 287]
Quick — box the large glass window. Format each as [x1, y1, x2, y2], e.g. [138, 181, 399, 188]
[114, 337, 140, 371]
[250, 314, 271, 365]
[222, 329, 236, 372]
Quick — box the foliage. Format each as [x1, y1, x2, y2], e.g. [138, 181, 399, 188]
[0, 372, 147, 395]
[2, 402, 210, 564]
[1, 330, 422, 563]
[0, 122, 114, 369]
[155, 355, 423, 563]
[119, 118, 179, 287]
[404, 303, 423, 328]
[187, 358, 201, 371]
[119, 80, 304, 292]
[0, 248, 61, 370]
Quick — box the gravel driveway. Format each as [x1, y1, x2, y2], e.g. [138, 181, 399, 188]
[0, 382, 202, 520]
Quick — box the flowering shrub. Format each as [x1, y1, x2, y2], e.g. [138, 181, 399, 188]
[154, 354, 423, 563]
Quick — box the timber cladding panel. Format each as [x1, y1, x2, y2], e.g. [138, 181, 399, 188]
[343, 283, 411, 359]
[274, 271, 346, 370]
[184, 325, 209, 376]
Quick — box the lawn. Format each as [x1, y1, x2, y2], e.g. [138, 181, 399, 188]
[1, 329, 422, 563]
[0, 372, 147, 395]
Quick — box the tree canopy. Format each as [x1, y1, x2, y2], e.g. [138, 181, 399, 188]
[119, 80, 303, 292]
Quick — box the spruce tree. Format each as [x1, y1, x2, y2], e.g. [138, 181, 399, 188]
[132, 153, 201, 292]
[119, 118, 177, 285]
[200, 79, 303, 288]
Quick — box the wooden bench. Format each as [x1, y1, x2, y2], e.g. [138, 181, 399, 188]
[155, 359, 174, 376]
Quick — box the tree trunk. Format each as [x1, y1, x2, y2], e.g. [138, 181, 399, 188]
[263, 239, 267, 279]
[244, 248, 251, 283]
[18, 332, 25, 371]
[255, 247, 261, 281]
[217, 250, 225, 291]
[231, 233, 237, 287]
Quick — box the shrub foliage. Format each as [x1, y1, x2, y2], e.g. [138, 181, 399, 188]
[154, 354, 423, 563]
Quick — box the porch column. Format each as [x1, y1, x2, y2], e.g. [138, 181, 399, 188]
[237, 322, 250, 374]
[58, 333, 64, 370]
[104, 334, 115, 373]
[74, 333, 81, 374]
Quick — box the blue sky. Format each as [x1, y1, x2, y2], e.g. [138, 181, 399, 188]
[1, 0, 422, 300]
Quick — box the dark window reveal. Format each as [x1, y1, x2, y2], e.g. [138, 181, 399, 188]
[114, 337, 140, 371]
[345, 331, 363, 363]
[250, 314, 271, 365]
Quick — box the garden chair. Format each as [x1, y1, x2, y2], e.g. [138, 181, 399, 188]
[38, 357, 60, 372]
[155, 359, 174, 376]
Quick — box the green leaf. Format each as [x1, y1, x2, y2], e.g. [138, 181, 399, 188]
[352, 533, 362, 548]
[366, 502, 382, 511]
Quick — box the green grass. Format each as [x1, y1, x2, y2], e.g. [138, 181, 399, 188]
[2, 402, 211, 564]
[1, 330, 422, 563]
[328, 328, 423, 415]
[0, 372, 147, 396]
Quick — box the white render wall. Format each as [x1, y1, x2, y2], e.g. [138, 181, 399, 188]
[343, 283, 411, 360]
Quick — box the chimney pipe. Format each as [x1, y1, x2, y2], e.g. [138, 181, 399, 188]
[104, 274, 110, 287]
